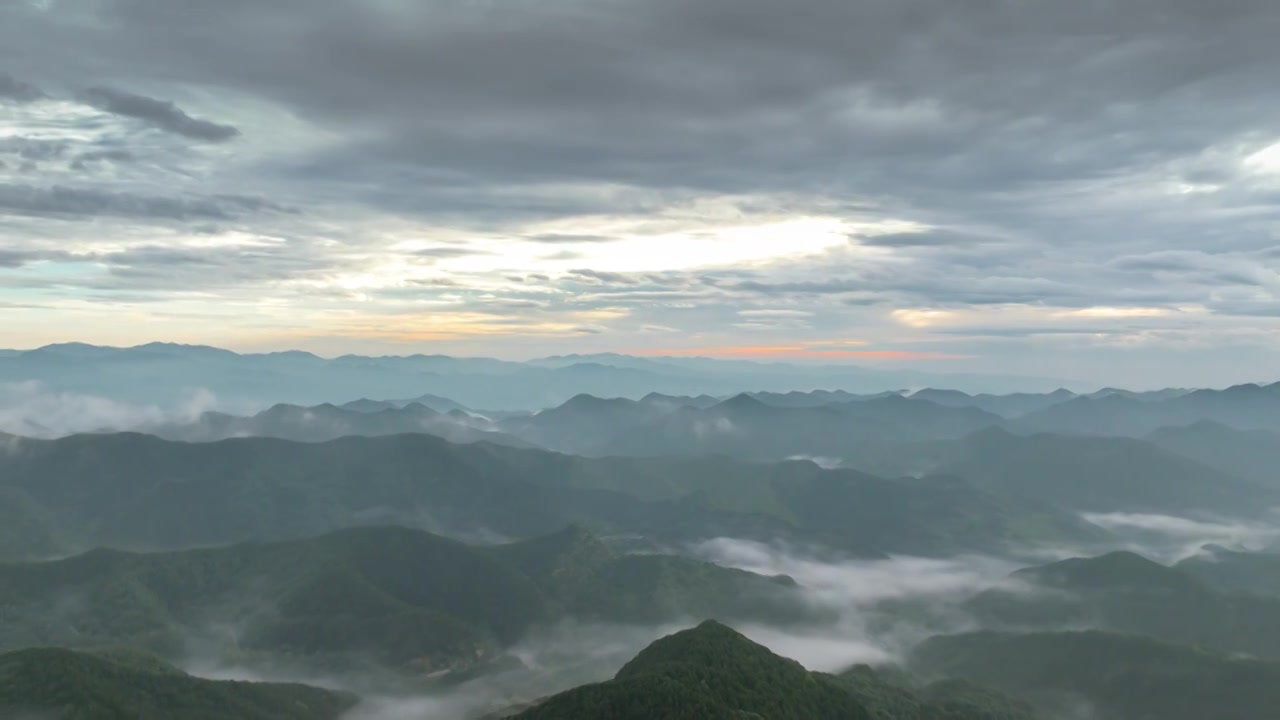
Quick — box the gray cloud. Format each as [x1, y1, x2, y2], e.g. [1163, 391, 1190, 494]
[527, 233, 620, 244]
[0, 249, 76, 268]
[2, 0, 1280, 382]
[407, 246, 491, 260]
[0, 183, 273, 221]
[79, 86, 240, 142]
[858, 230, 995, 248]
[0, 72, 44, 102]
[568, 268, 642, 285]
[13, 0, 1269, 197]
[0, 137, 71, 163]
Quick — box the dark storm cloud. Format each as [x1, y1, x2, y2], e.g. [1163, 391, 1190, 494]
[79, 86, 240, 142]
[0, 72, 45, 102]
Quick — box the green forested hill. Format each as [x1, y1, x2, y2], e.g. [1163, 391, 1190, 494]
[913, 630, 1280, 720]
[967, 551, 1280, 660]
[1177, 548, 1280, 597]
[935, 428, 1272, 515]
[0, 431, 1101, 561]
[513, 621, 1036, 720]
[487, 525, 812, 625]
[835, 665, 1037, 720]
[0, 485, 63, 562]
[0, 525, 809, 674]
[0, 646, 355, 720]
[513, 620, 874, 720]
[0, 526, 544, 672]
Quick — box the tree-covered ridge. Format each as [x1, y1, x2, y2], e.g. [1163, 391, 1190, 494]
[147, 401, 534, 448]
[913, 630, 1280, 720]
[0, 430, 1104, 562]
[0, 646, 355, 720]
[834, 666, 1036, 720]
[933, 427, 1272, 516]
[1177, 547, 1280, 598]
[514, 620, 873, 720]
[513, 621, 1037, 720]
[487, 526, 810, 625]
[0, 525, 809, 674]
[967, 550, 1280, 660]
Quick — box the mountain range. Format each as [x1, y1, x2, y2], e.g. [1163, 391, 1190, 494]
[912, 630, 1280, 720]
[0, 430, 1113, 562]
[0, 525, 809, 677]
[7, 343, 1280, 717]
[967, 550, 1280, 660]
[0, 342, 1068, 412]
[0, 646, 356, 720]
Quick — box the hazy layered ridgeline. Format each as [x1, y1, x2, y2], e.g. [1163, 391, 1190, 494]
[8, 0, 1280, 713]
[0, 343, 1066, 419]
[4, 359, 1280, 717]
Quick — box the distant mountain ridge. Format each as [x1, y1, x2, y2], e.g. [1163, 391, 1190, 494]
[0, 341, 1072, 411]
[142, 401, 533, 447]
[496, 391, 1007, 461]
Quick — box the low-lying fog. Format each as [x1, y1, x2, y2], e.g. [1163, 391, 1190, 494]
[166, 508, 1280, 720]
[0, 381, 223, 437]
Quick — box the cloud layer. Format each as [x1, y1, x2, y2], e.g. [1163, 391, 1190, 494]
[4, 1, 1280, 385]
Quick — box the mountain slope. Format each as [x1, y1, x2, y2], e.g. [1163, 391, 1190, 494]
[1147, 420, 1280, 488]
[1177, 548, 1280, 597]
[913, 630, 1280, 720]
[0, 432, 1100, 559]
[0, 526, 810, 673]
[513, 621, 874, 720]
[506, 393, 1003, 461]
[0, 647, 355, 720]
[0, 526, 548, 672]
[968, 551, 1280, 660]
[147, 401, 532, 448]
[935, 428, 1271, 515]
[1016, 382, 1280, 436]
[487, 526, 810, 625]
[513, 621, 1035, 720]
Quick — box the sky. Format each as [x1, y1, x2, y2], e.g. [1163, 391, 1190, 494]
[2, 0, 1280, 388]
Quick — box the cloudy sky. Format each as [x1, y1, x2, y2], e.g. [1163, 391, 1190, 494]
[3, 0, 1280, 387]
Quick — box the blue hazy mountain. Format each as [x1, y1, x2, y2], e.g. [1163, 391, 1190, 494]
[0, 342, 1068, 411]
